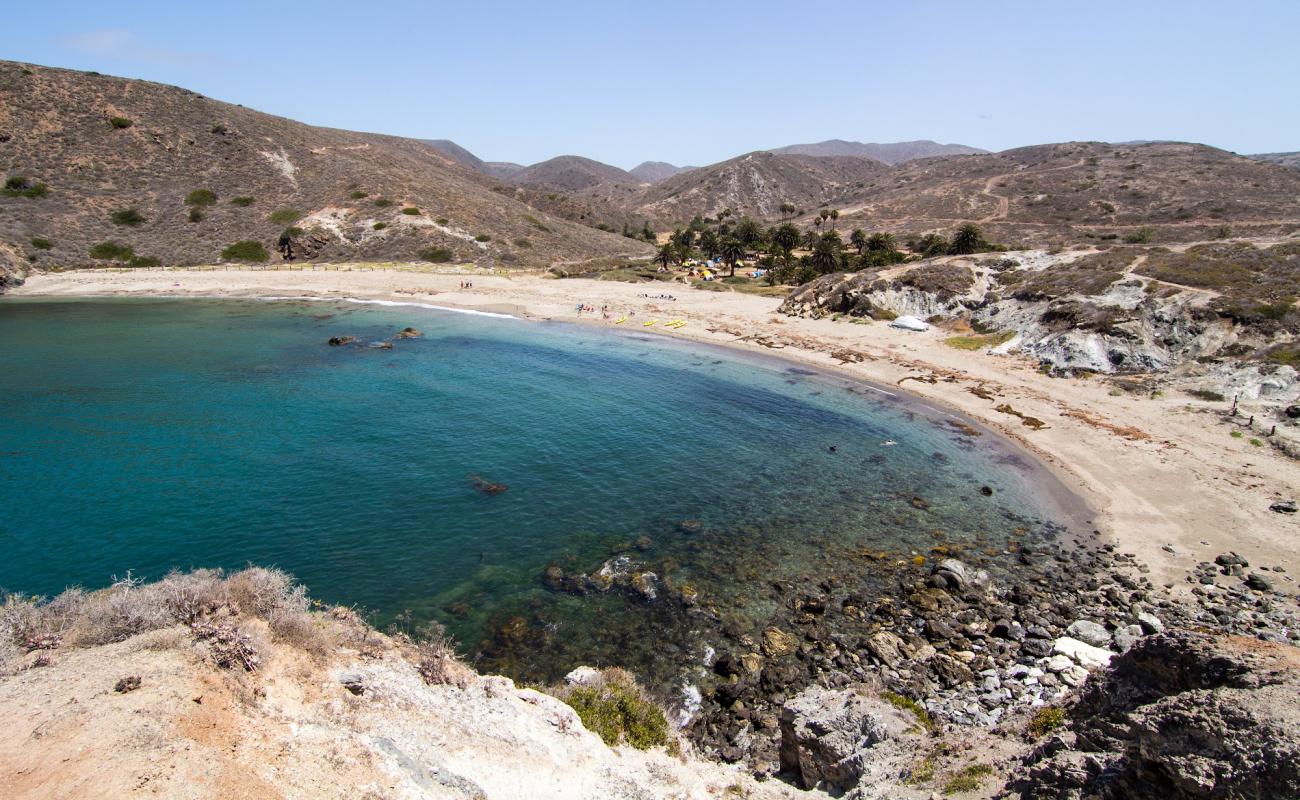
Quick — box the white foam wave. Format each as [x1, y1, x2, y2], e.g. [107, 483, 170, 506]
[256, 295, 518, 320]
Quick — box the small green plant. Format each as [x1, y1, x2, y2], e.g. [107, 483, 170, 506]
[523, 214, 550, 232]
[881, 691, 937, 733]
[1123, 226, 1155, 244]
[944, 331, 1016, 351]
[372, 222, 388, 230]
[89, 241, 134, 261]
[267, 208, 303, 225]
[1230, 430, 1244, 439]
[128, 255, 161, 268]
[903, 755, 938, 785]
[109, 116, 133, 129]
[474, 234, 491, 242]
[513, 238, 532, 248]
[373, 198, 394, 208]
[435, 217, 449, 225]
[401, 207, 421, 215]
[555, 672, 669, 750]
[111, 208, 147, 227]
[185, 189, 217, 207]
[1250, 438, 1263, 447]
[4, 176, 49, 198]
[942, 764, 993, 795]
[230, 196, 255, 206]
[221, 240, 270, 263]
[30, 237, 53, 250]
[1027, 706, 1066, 737]
[418, 247, 454, 263]
[349, 190, 369, 199]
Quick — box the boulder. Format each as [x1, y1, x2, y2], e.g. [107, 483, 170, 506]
[1269, 499, 1297, 514]
[1066, 620, 1112, 648]
[778, 687, 893, 792]
[762, 627, 799, 658]
[563, 666, 601, 687]
[1052, 637, 1114, 670]
[1011, 632, 1300, 799]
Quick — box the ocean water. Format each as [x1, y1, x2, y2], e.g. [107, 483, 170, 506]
[0, 297, 1084, 684]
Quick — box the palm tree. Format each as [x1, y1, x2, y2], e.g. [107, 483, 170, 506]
[801, 230, 819, 251]
[734, 216, 764, 248]
[949, 223, 986, 255]
[829, 209, 840, 229]
[769, 223, 801, 254]
[850, 228, 868, 255]
[720, 237, 745, 277]
[698, 228, 720, 259]
[809, 231, 843, 275]
[655, 242, 676, 269]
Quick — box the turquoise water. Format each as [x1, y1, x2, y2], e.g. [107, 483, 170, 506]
[0, 298, 1082, 682]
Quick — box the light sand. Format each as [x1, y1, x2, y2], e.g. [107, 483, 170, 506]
[12, 266, 1300, 589]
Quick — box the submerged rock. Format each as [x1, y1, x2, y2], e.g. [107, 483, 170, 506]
[327, 336, 357, 346]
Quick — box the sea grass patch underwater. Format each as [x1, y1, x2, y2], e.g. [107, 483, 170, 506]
[0, 297, 1085, 691]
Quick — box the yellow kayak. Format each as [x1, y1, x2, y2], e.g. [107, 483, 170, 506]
[644, 319, 659, 327]
[615, 316, 627, 324]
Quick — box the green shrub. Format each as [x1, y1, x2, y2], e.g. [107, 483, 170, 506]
[1250, 438, 1263, 447]
[30, 237, 52, 250]
[523, 214, 550, 232]
[435, 217, 449, 225]
[349, 190, 369, 199]
[188, 208, 203, 223]
[373, 198, 394, 208]
[4, 176, 49, 198]
[89, 241, 134, 261]
[1123, 227, 1155, 244]
[109, 116, 133, 129]
[128, 255, 161, 268]
[372, 222, 387, 230]
[230, 196, 255, 206]
[474, 234, 491, 242]
[942, 764, 993, 795]
[418, 247, 454, 263]
[267, 208, 303, 225]
[1230, 430, 1244, 439]
[1027, 706, 1066, 736]
[221, 240, 269, 263]
[401, 207, 421, 215]
[185, 189, 217, 207]
[210, 124, 228, 135]
[555, 672, 668, 750]
[110, 208, 147, 227]
[513, 238, 532, 248]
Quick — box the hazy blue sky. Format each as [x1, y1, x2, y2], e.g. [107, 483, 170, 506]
[7, 1, 1297, 169]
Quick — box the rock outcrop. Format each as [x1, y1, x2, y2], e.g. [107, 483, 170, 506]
[1012, 632, 1300, 799]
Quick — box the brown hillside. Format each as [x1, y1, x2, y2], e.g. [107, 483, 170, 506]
[0, 61, 651, 276]
[832, 141, 1300, 245]
[616, 151, 890, 225]
[769, 139, 988, 164]
[510, 155, 640, 192]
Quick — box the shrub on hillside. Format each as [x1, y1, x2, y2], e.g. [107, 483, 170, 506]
[221, 240, 270, 263]
[128, 255, 161, 268]
[267, 208, 303, 225]
[229, 196, 255, 206]
[89, 241, 134, 261]
[109, 116, 133, 129]
[4, 176, 49, 198]
[372, 222, 388, 230]
[474, 234, 491, 242]
[435, 217, 449, 225]
[188, 208, 203, 223]
[30, 237, 52, 250]
[1124, 227, 1155, 244]
[185, 189, 217, 207]
[401, 207, 421, 215]
[548, 668, 669, 750]
[373, 198, 394, 208]
[419, 246, 453, 263]
[110, 208, 147, 227]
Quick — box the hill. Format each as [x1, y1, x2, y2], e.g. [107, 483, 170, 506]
[419, 138, 485, 171]
[510, 155, 640, 192]
[769, 139, 987, 164]
[629, 161, 693, 184]
[0, 61, 650, 286]
[623, 151, 890, 224]
[1250, 152, 1300, 170]
[484, 161, 525, 180]
[829, 141, 1300, 245]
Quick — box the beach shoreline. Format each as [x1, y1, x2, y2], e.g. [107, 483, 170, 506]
[10, 266, 1299, 588]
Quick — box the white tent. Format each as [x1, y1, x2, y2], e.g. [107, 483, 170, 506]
[889, 315, 930, 332]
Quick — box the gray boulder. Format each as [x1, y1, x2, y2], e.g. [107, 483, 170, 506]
[779, 687, 898, 792]
[1066, 620, 1113, 648]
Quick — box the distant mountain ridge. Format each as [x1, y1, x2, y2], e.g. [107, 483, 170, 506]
[768, 139, 988, 164]
[510, 156, 639, 192]
[1250, 152, 1300, 170]
[629, 161, 694, 184]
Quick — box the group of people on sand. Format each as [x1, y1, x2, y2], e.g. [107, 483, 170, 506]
[637, 292, 677, 301]
[458, 280, 474, 289]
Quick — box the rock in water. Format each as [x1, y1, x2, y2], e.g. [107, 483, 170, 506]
[327, 336, 357, 346]
[778, 687, 891, 792]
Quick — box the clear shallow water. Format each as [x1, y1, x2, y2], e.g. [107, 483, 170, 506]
[0, 298, 1083, 683]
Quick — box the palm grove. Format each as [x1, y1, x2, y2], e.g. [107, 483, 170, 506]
[650, 210, 1001, 285]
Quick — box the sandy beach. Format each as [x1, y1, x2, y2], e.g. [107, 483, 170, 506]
[12, 266, 1299, 588]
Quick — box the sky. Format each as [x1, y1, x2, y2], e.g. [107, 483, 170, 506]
[6, 0, 1298, 170]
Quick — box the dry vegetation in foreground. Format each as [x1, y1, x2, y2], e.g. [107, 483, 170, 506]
[0, 567, 467, 684]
